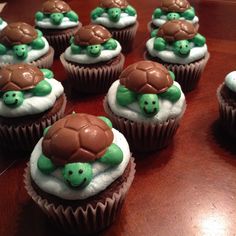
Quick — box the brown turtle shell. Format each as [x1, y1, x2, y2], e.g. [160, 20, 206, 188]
[160, 0, 190, 13]
[99, 0, 128, 9]
[157, 20, 197, 42]
[41, 0, 71, 14]
[119, 61, 173, 94]
[0, 22, 38, 47]
[42, 113, 114, 166]
[0, 64, 44, 92]
[74, 25, 112, 46]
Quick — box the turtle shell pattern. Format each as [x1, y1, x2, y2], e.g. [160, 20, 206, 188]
[42, 113, 114, 166]
[157, 20, 197, 42]
[74, 25, 112, 46]
[0, 22, 38, 47]
[42, 0, 71, 14]
[160, 0, 190, 13]
[119, 61, 173, 94]
[99, 0, 128, 9]
[0, 64, 44, 92]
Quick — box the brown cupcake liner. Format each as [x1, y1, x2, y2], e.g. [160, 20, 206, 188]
[24, 158, 135, 235]
[109, 22, 139, 53]
[104, 97, 186, 152]
[0, 94, 66, 151]
[144, 52, 210, 93]
[60, 53, 125, 93]
[217, 84, 236, 137]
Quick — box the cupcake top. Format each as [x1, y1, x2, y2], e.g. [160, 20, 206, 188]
[91, 0, 137, 29]
[30, 113, 131, 200]
[151, 0, 199, 27]
[225, 71, 236, 93]
[146, 20, 208, 64]
[35, 0, 80, 29]
[0, 22, 50, 64]
[0, 18, 7, 31]
[64, 24, 121, 64]
[107, 60, 186, 122]
[0, 64, 64, 118]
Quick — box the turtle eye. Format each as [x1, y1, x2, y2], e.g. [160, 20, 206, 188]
[152, 101, 156, 104]
[68, 170, 73, 175]
[144, 101, 148, 105]
[13, 93, 16, 97]
[78, 169, 83, 174]
[5, 94, 9, 97]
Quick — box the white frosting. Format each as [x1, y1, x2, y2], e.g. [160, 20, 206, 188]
[152, 15, 199, 27]
[92, 12, 137, 29]
[64, 40, 121, 64]
[30, 128, 131, 200]
[107, 80, 186, 123]
[0, 20, 7, 31]
[35, 17, 79, 29]
[0, 37, 49, 64]
[225, 71, 236, 93]
[146, 37, 208, 64]
[0, 78, 64, 118]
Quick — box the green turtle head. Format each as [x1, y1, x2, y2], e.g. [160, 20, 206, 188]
[173, 40, 191, 57]
[62, 163, 93, 188]
[107, 8, 121, 22]
[50, 13, 64, 25]
[138, 94, 159, 117]
[3, 91, 24, 108]
[167, 12, 180, 20]
[86, 44, 102, 57]
[13, 44, 28, 59]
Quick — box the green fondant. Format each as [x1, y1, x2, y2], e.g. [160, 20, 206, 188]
[124, 5, 136, 16]
[70, 36, 74, 44]
[154, 37, 166, 51]
[98, 116, 113, 128]
[0, 18, 3, 24]
[40, 69, 54, 79]
[167, 12, 180, 20]
[91, 7, 105, 20]
[116, 85, 136, 106]
[62, 162, 93, 188]
[37, 154, 56, 174]
[50, 12, 64, 25]
[107, 8, 121, 22]
[13, 44, 28, 59]
[138, 94, 159, 117]
[31, 80, 52, 96]
[71, 43, 82, 54]
[30, 37, 45, 49]
[0, 43, 7, 55]
[103, 38, 117, 50]
[3, 91, 24, 108]
[153, 8, 163, 18]
[159, 85, 181, 102]
[181, 7, 195, 20]
[173, 40, 190, 57]
[36, 29, 43, 38]
[86, 44, 101, 57]
[65, 10, 79, 22]
[99, 143, 123, 166]
[151, 29, 158, 38]
[35, 11, 45, 21]
[192, 33, 206, 46]
[43, 126, 51, 137]
[169, 70, 175, 81]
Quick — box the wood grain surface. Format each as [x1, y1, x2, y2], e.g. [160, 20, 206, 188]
[1, 0, 236, 235]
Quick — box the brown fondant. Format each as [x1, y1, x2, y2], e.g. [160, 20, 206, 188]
[0, 22, 38, 46]
[157, 20, 197, 42]
[74, 25, 111, 46]
[41, 0, 71, 14]
[42, 113, 114, 165]
[0, 64, 44, 91]
[99, 0, 128, 9]
[160, 0, 190, 13]
[119, 60, 173, 94]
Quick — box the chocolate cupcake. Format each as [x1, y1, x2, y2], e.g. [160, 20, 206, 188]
[104, 60, 186, 152]
[145, 20, 209, 92]
[35, 0, 82, 57]
[60, 24, 125, 93]
[148, 0, 199, 32]
[24, 113, 135, 235]
[0, 17, 7, 31]
[0, 64, 66, 151]
[0, 22, 54, 68]
[90, 0, 138, 52]
[217, 71, 236, 137]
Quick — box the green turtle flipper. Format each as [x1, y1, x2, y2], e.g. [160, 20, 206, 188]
[43, 126, 51, 136]
[124, 5, 136, 16]
[91, 7, 105, 20]
[36, 29, 43, 37]
[0, 43, 7, 55]
[151, 29, 159, 38]
[103, 38, 117, 50]
[37, 154, 56, 174]
[191, 33, 206, 46]
[116, 85, 137, 106]
[35, 11, 44, 21]
[154, 37, 166, 51]
[40, 69, 54, 79]
[31, 37, 45, 49]
[66, 10, 79, 22]
[181, 7, 195, 20]
[153, 8, 163, 18]
[169, 70, 175, 81]
[98, 116, 113, 128]
[31, 80, 52, 96]
[71, 43, 82, 54]
[159, 85, 181, 102]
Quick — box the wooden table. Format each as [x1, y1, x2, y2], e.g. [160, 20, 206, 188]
[1, 0, 236, 235]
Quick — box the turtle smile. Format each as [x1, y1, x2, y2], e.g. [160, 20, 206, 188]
[67, 178, 87, 189]
[144, 107, 158, 116]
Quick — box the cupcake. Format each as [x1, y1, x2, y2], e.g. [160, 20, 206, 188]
[0, 18, 7, 31]
[145, 20, 209, 92]
[0, 64, 66, 151]
[217, 71, 236, 137]
[0, 22, 54, 68]
[104, 60, 186, 152]
[148, 0, 199, 32]
[90, 0, 138, 52]
[24, 113, 135, 235]
[60, 24, 125, 93]
[35, 0, 82, 57]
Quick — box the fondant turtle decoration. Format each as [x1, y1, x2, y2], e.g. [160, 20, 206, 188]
[0, 64, 52, 108]
[151, 20, 206, 57]
[91, 0, 136, 22]
[0, 22, 45, 60]
[153, 0, 195, 21]
[116, 61, 181, 117]
[35, 0, 78, 25]
[37, 113, 123, 188]
[70, 24, 117, 57]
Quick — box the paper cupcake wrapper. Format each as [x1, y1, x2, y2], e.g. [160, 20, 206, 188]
[104, 98, 185, 152]
[44, 24, 81, 58]
[109, 22, 138, 53]
[217, 84, 236, 137]
[0, 94, 66, 151]
[60, 53, 125, 93]
[24, 158, 135, 235]
[0, 47, 54, 69]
